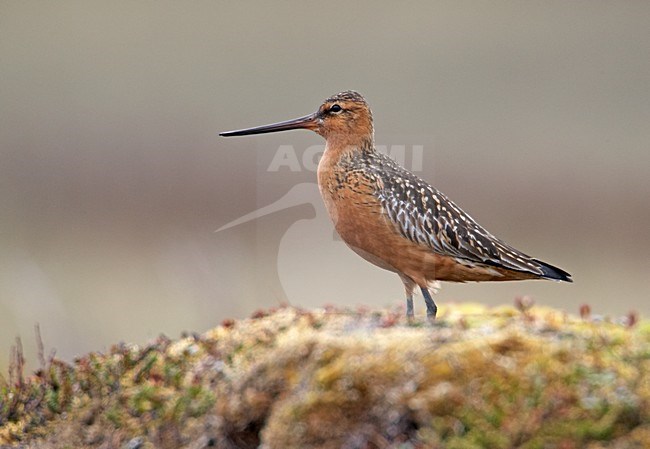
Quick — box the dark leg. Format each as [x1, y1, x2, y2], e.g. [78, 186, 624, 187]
[406, 295, 414, 318]
[421, 287, 437, 318]
[399, 274, 416, 318]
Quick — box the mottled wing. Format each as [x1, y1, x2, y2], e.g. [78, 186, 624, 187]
[371, 154, 547, 276]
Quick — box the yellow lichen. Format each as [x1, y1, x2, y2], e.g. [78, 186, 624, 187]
[1, 303, 649, 448]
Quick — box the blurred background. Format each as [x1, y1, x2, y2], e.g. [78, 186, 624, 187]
[1, 1, 649, 370]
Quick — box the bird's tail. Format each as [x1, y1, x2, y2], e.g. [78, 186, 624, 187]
[533, 259, 573, 283]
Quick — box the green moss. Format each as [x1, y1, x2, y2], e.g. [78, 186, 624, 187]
[2, 304, 650, 448]
[104, 405, 123, 428]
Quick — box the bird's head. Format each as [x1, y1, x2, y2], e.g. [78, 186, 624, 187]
[220, 90, 374, 148]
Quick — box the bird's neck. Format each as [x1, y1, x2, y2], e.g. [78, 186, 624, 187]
[318, 136, 374, 195]
[322, 134, 375, 161]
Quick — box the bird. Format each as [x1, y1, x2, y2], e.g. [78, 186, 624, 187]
[220, 91, 572, 318]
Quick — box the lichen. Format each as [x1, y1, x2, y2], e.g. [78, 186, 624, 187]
[1, 303, 649, 448]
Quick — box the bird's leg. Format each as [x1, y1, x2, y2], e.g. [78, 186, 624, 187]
[421, 287, 438, 318]
[406, 295, 414, 318]
[399, 274, 416, 318]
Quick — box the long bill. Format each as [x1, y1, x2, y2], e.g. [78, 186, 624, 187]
[219, 112, 318, 137]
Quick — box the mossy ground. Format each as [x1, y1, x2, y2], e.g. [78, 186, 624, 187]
[1, 303, 649, 448]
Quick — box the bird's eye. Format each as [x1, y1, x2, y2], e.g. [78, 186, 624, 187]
[329, 104, 342, 113]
